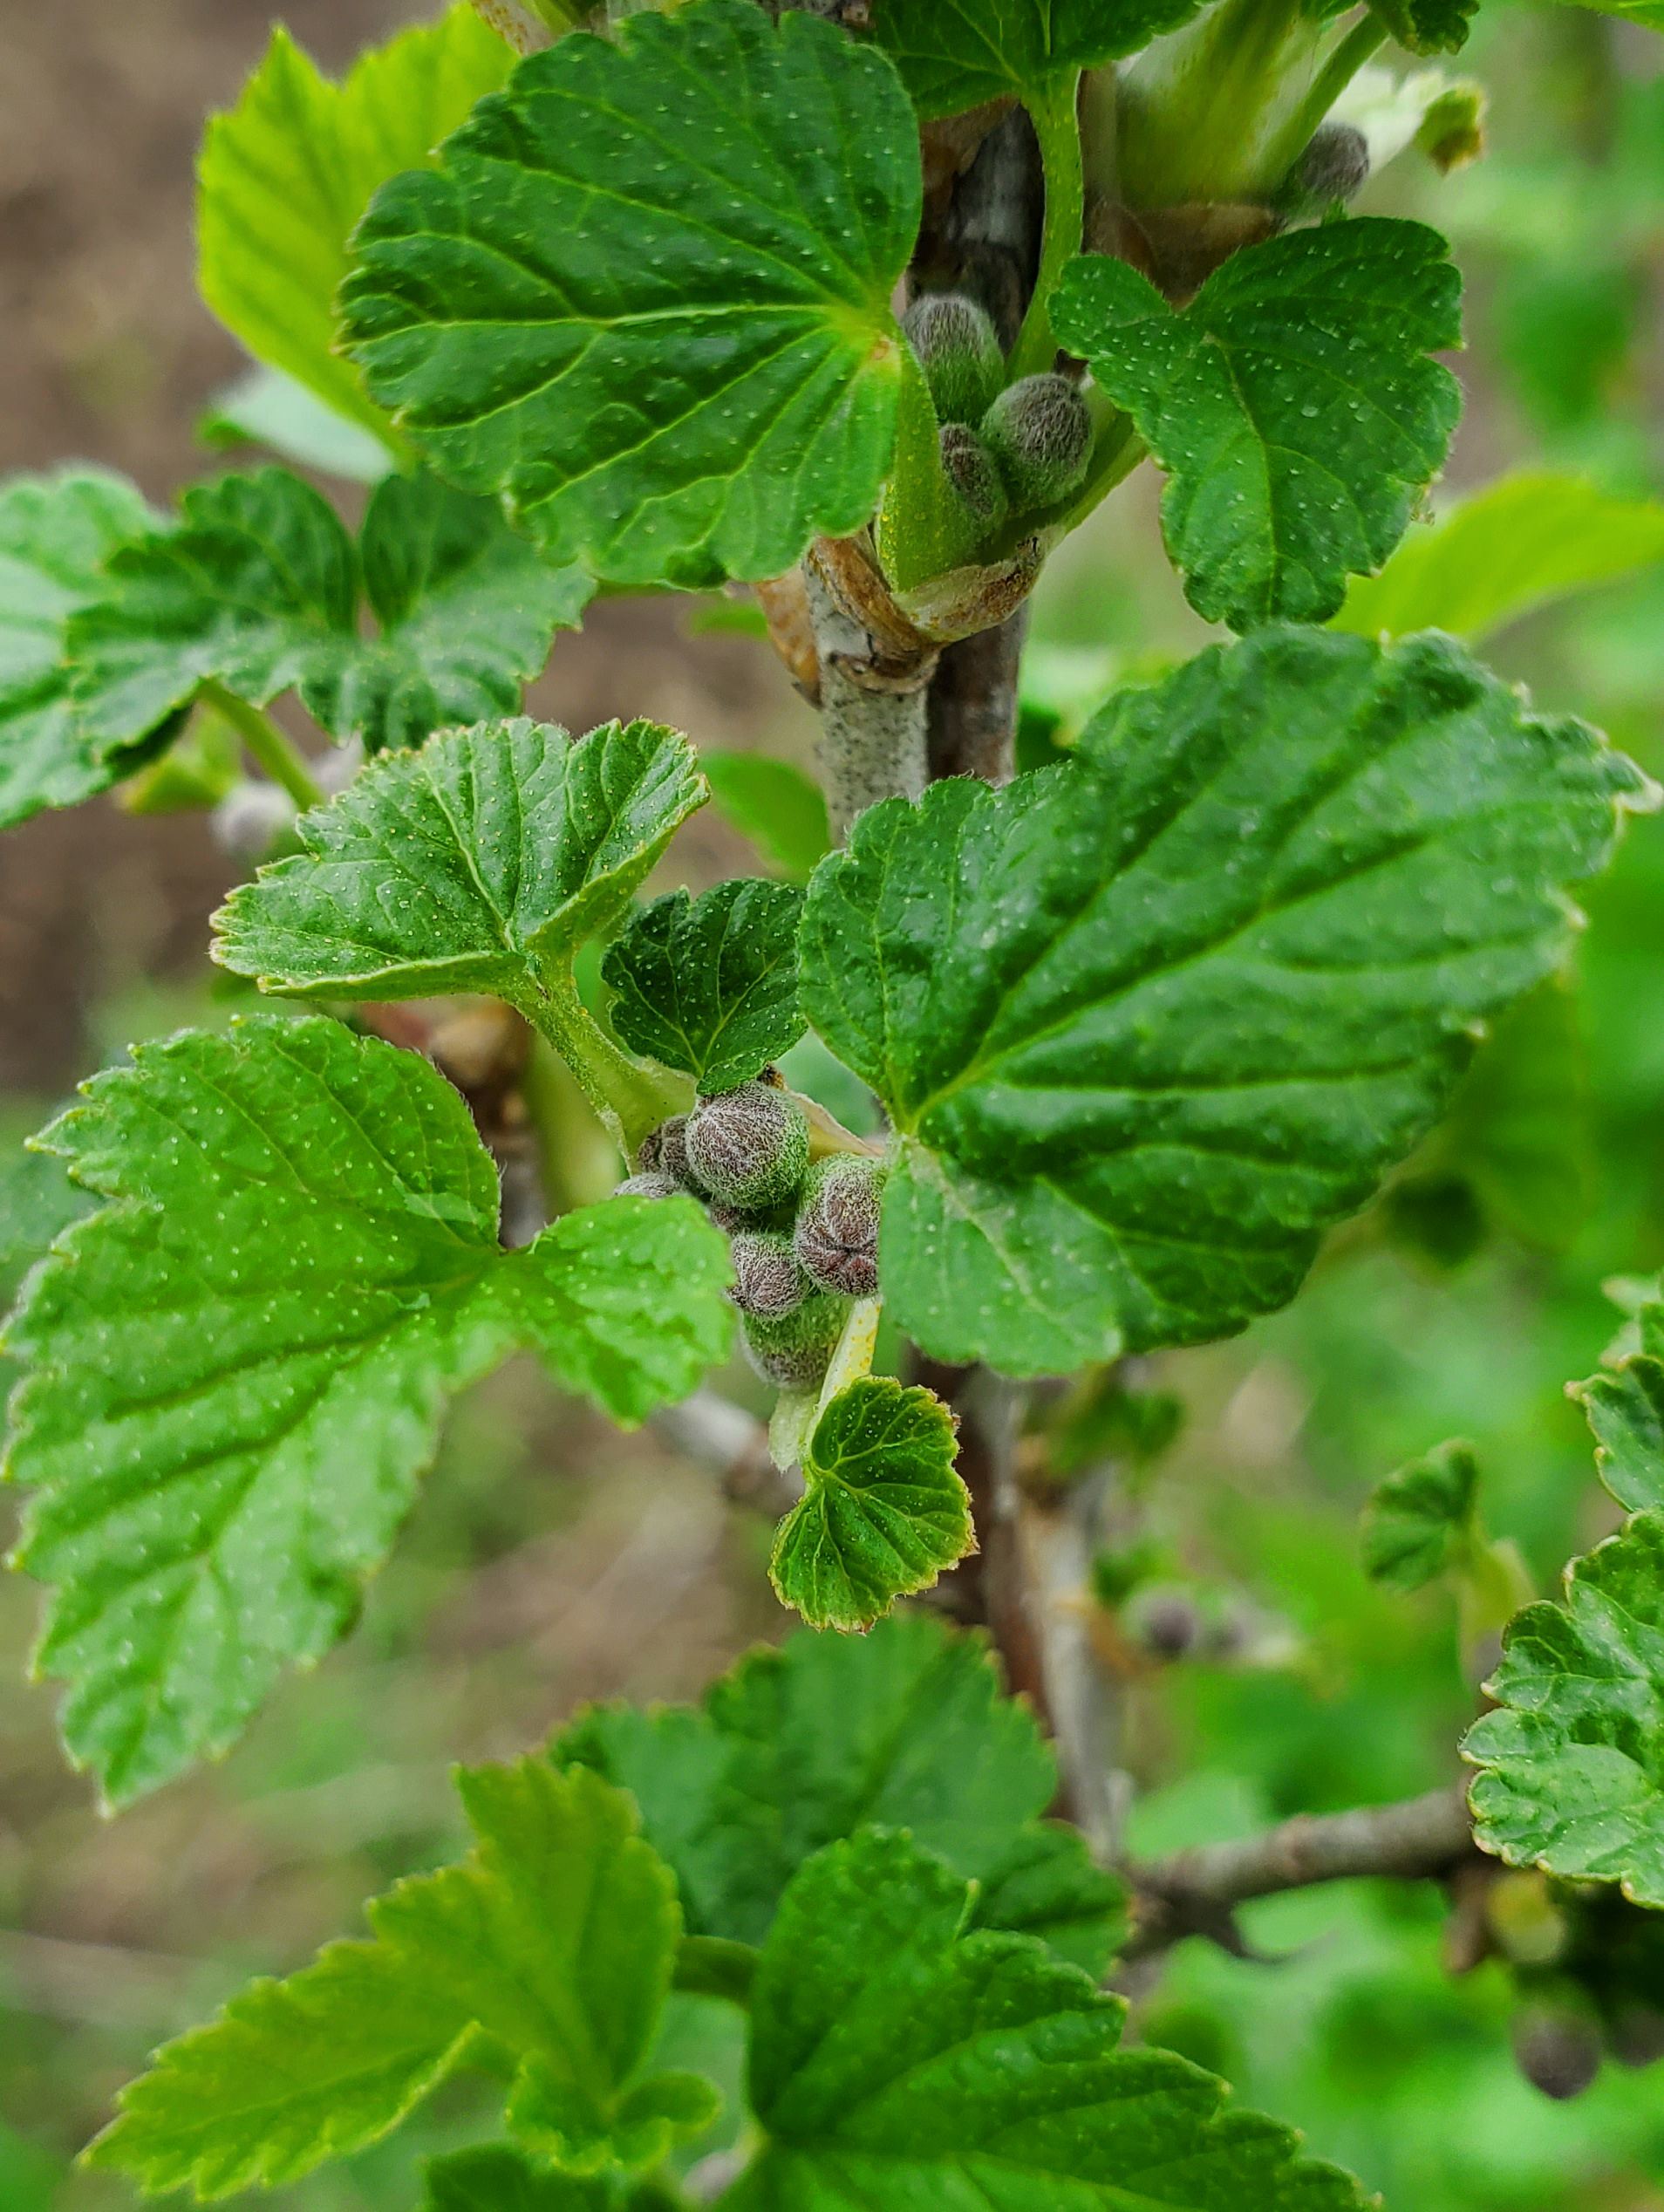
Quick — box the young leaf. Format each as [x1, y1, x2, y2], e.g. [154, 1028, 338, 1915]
[1361, 1439, 1479, 1593]
[68, 468, 591, 761]
[1464, 1514, 1664, 1907]
[1333, 474, 1664, 644]
[200, 365, 397, 484]
[423, 2147, 672, 2210]
[700, 752, 832, 883]
[557, 1611, 1125, 1975]
[85, 1761, 712, 2196]
[1366, 0, 1482, 51]
[731, 1828, 1367, 2212]
[0, 467, 160, 831]
[1052, 221, 1462, 631]
[1570, 1305, 1664, 1517]
[197, 9, 513, 451]
[342, 1, 921, 590]
[602, 882, 807, 1096]
[768, 1376, 972, 1630]
[870, 0, 1209, 118]
[215, 716, 706, 1006]
[798, 626, 1650, 1375]
[4, 1016, 733, 1806]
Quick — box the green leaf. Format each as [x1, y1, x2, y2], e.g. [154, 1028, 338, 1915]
[199, 365, 397, 484]
[557, 1611, 1125, 1974]
[0, 467, 160, 831]
[67, 467, 592, 761]
[1333, 474, 1664, 644]
[197, 9, 512, 451]
[727, 1828, 1367, 2212]
[215, 716, 706, 1005]
[798, 626, 1649, 1374]
[1365, 0, 1480, 52]
[423, 2147, 609, 2212]
[1052, 220, 1462, 632]
[1465, 1513, 1664, 1907]
[0, 1119, 95, 1403]
[768, 1377, 972, 1630]
[342, 1, 920, 591]
[85, 1761, 712, 2195]
[1570, 1305, 1664, 1517]
[603, 882, 807, 1096]
[870, 0, 1208, 118]
[700, 753, 832, 884]
[3, 1016, 733, 1806]
[1361, 1438, 1479, 1593]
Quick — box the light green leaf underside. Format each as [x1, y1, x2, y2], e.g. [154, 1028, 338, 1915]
[85, 1762, 700, 2198]
[197, 8, 512, 451]
[1465, 1513, 1664, 1907]
[799, 625, 1649, 1374]
[3, 1017, 733, 1807]
[1361, 1437, 1478, 1593]
[769, 1377, 972, 1630]
[68, 467, 592, 761]
[723, 1829, 1367, 2212]
[1053, 221, 1462, 632]
[342, 0, 920, 591]
[1564, 0, 1664, 26]
[603, 881, 807, 1096]
[700, 752, 832, 884]
[1333, 474, 1664, 644]
[200, 365, 398, 483]
[0, 467, 160, 831]
[557, 1612, 1125, 1975]
[215, 716, 706, 1004]
[870, 0, 1208, 116]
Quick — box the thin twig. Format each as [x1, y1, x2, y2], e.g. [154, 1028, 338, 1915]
[654, 1389, 802, 1519]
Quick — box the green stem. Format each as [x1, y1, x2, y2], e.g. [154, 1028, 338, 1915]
[522, 961, 692, 1161]
[199, 679, 324, 811]
[1009, 73, 1086, 385]
[1286, 12, 1388, 159]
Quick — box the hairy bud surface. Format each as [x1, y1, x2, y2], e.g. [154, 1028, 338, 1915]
[685, 1083, 811, 1211]
[980, 374, 1094, 509]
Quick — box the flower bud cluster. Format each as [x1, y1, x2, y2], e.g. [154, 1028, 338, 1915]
[616, 1078, 885, 1396]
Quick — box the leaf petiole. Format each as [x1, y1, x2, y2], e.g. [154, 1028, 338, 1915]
[1008, 72, 1086, 384]
[197, 678, 324, 811]
[522, 959, 692, 1162]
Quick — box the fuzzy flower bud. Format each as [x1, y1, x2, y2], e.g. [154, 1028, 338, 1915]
[980, 374, 1093, 510]
[741, 1288, 849, 1391]
[1292, 120, 1369, 207]
[729, 1228, 811, 1320]
[613, 1170, 679, 1201]
[938, 423, 1009, 534]
[685, 1082, 810, 1212]
[904, 291, 1005, 427]
[656, 1113, 705, 1195]
[793, 1156, 884, 1298]
[1511, 2005, 1602, 2101]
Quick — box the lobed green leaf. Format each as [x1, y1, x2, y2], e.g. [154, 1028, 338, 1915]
[67, 467, 591, 761]
[1570, 1303, 1664, 1517]
[870, 0, 1208, 117]
[197, 9, 512, 451]
[723, 1828, 1367, 2212]
[3, 1017, 733, 1806]
[85, 1762, 710, 2196]
[768, 1377, 972, 1630]
[1361, 1438, 1478, 1593]
[0, 467, 162, 831]
[1366, 0, 1481, 52]
[342, 0, 921, 590]
[603, 881, 807, 1095]
[1333, 474, 1664, 645]
[558, 1611, 1123, 1972]
[799, 625, 1651, 1374]
[215, 714, 706, 1007]
[1465, 1515, 1664, 1907]
[1054, 221, 1462, 632]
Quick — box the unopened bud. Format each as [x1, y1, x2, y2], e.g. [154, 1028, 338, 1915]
[1129, 1589, 1204, 1661]
[656, 1113, 705, 1195]
[613, 1171, 679, 1202]
[939, 424, 1009, 534]
[741, 1288, 849, 1391]
[1611, 2004, 1664, 2071]
[685, 1083, 810, 1211]
[1416, 84, 1486, 175]
[794, 1157, 884, 1298]
[729, 1229, 810, 1320]
[980, 374, 1093, 510]
[636, 1125, 664, 1173]
[904, 292, 1004, 427]
[1293, 121, 1369, 206]
[1511, 2005, 1602, 2101]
